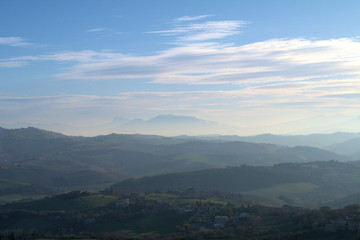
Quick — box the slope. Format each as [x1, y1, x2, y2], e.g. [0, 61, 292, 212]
[111, 161, 360, 208]
[0, 126, 350, 203]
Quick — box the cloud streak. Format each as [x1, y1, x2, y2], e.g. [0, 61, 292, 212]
[2, 17, 360, 134]
[0, 37, 32, 47]
[150, 19, 246, 42]
[175, 15, 213, 22]
[40, 38, 360, 89]
[4, 35, 360, 89]
[87, 28, 109, 32]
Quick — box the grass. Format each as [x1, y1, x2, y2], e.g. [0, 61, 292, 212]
[172, 154, 210, 163]
[87, 211, 187, 234]
[179, 198, 228, 205]
[142, 212, 187, 234]
[244, 195, 286, 207]
[0, 194, 28, 202]
[172, 154, 228, 167]
[76, 194, 118, 208]
[4, 193, 118, 211]
[0, 178, 30, 190]
[146, 193, 178, 201]
[66, 182, 114, 192]
[0, 194, 46, 203]
[244, 182, 319, 196]
[145, 192, 245, 206]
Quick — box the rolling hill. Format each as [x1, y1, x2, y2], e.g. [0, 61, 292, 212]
[111, 161, 360, 208]
[189, 132, 360, 149]
[0, 126, 350, 203]
[324, 137, 360, 159]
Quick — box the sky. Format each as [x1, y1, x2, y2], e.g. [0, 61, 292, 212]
[1, 0, 360, 136]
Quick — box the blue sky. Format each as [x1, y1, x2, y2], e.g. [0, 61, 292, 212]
[1, 0, 360, 136]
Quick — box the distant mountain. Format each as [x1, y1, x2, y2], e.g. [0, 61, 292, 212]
[234, 132, 360, 148]
[189, 132, 360, 160]
[109, 114, 237, 135]
[112, 161, 360, 208]
[324, 137, 360, 159]
[147, 114, 206, 123]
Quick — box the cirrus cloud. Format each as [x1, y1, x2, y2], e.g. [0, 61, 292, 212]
[0, 37, 32, 47]
[175, 15, 213, 22]
[46, 37, 360, 88]
[2, 16, 360, 135]
[3, 18, 360, 90]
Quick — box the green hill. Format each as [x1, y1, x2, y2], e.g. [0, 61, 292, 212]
[0, 127, 350, 203]
[326, 192, 360, 209]
[1, 190, 360, 239]
[2, 191, 118, 211]
[325, 137, 360, 158]
[112, 161, 360, 208]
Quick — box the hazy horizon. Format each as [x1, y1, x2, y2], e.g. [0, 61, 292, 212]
[1, 1, 360, 136]
[1, 117, 360, 138]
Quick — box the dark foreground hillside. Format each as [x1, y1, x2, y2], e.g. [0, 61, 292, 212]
[1, 190, 360, 240]
[112, 161, 360, 208]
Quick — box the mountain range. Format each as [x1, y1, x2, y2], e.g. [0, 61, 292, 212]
[111, 114, 360, 157]
[106, 114, 237, 136]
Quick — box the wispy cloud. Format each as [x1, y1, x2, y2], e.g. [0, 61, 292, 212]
[87, 28, 109, 32]
[3, 33, 360, 93]
[45, 38, 360, 88]
[0, 60, 27, 68]
[3, 36, 360, 91]
[86, 27, 121, 37]
[0, 37, 32, 47]
[150, 19, 246, 42]
[175, 15, 213, 22]
[3, 16, 360, 135]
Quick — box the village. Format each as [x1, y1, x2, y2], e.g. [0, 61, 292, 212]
[2, 190, 360, 239]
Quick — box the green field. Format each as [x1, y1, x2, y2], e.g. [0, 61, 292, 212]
[244, 182, 319, 196]
[143, 192, 245, 206]
[3, 193, 119, 211]
[172, 154, 210, 163]
[0, 178, 30, 190]
[85, 211, 188, 235]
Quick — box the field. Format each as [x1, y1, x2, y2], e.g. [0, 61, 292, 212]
[3, 193, 119, 211]
[243, 182, 319, 196]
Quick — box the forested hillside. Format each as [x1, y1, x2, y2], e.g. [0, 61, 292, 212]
[0, 127, 352, 204]
[112, 161, 360, 208]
